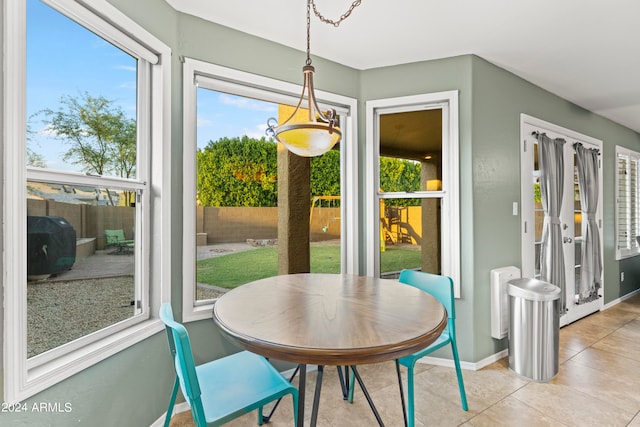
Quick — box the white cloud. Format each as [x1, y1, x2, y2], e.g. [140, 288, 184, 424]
[118, 81, 137, 90]
[242, 123, 272, 140]
[114, 65, 137, 72]
[197, 115, 214, 127]
[218, 94, 276, 113]
[39, 124, 60, 137]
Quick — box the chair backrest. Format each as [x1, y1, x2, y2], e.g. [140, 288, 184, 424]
[398, 269, 456, 320]
[104, 229, 126, 244]
[159, 303, 207, 424]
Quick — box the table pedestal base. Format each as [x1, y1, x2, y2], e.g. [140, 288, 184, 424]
[266, 364, 386, 427]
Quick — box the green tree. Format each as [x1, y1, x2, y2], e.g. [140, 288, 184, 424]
[26, 120, 46, 168]
[310, 149, 340, 199]
[41, 92, 136, 178]
[196, 138, 421, 208]
[197, 136, 278, 206]
[379, 156, 421, 207]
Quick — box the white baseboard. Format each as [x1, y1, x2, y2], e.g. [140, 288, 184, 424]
[603, 287, 640, 310]
[416, 348, 508, 371]
[150, 402, 190, 427]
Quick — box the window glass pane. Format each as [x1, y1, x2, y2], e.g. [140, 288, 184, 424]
[379, 198, 441, 278]
[310, 193, 341, 274]
[27, 180, 138, 358]
[194, 87, 343, 300]
[377, 108, 443, 279]
[379, 109, 442, 192]
[631, 159, 639, 249]
[195, 88, 279, 301]
[26, 0, 138, 178]
[616, 154, 628, 250]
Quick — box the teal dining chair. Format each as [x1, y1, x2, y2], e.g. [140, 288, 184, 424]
[348, 270, 468, 426]
[159, 303, 298, 427]
[395, 270, 468, 426]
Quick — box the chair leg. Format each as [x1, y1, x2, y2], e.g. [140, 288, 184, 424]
[450, 341, 469, 411]
[406, 364, 415, 427]
[395, 360, 408, 427]
[261, 365, 300, 423]
[163, 377, 180, 427]
[258, 406, 264, 425]
[291, 389, 299, 427]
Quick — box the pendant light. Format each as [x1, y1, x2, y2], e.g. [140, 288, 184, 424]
[266, 0, 362, 157]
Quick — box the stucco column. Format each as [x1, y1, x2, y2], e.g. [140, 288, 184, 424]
[421, 161, 441, 273]
[277, 143, 310, 274]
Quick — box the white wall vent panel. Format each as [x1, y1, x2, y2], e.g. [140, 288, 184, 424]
[490, 266, 521, 339]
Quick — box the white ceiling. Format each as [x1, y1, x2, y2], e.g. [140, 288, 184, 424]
[166, 0, 640, 134]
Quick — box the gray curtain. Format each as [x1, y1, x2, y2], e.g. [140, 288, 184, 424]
[537, 133, 567, 313]
[575, 143, 602, 301]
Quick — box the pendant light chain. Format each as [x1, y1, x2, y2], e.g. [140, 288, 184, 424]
[267, 0, 356, 156]
[307, 0, 363, 65]
[311, 0, 362, 27]
[306, 0, 312, 65]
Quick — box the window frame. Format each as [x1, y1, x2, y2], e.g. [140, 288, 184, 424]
[365, 92, 461, 297]
[615, 145, 640, 260]
[182, 58, 359, 322]
[3, 0, 172, 403]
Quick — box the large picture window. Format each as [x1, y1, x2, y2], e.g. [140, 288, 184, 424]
[3, 0, 171, 402]
[182, 59, 358, 321]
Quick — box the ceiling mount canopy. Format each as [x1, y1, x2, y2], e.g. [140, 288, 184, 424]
[266, 0, 362, 157]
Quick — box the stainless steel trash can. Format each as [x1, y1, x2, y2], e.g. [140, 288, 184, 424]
[507, 278, 561, 382]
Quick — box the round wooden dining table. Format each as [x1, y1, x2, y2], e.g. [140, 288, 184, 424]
[212, 273, 447, 426]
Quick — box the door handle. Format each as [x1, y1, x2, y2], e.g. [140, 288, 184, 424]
[563, 237, 573, 243]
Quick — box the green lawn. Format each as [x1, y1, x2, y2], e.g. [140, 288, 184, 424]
[196, 245, 421, 289]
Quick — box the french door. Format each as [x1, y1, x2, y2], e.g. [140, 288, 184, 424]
[520, 115, 603, 326]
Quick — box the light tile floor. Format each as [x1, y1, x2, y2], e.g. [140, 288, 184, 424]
[169, 293, 640, 427]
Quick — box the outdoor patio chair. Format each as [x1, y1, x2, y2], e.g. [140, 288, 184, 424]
[104, 229, 134, 254]
[159, 303, 298, 427]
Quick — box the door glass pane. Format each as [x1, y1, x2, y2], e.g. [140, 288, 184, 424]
[27, 180, 137, 358]
[533, 143, 543, 279]
[573, 156, 582, 300]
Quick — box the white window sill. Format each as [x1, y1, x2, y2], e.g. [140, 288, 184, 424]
[10, 319, 163, 404]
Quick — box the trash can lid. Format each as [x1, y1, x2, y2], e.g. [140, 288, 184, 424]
[507, 278, 561, 301]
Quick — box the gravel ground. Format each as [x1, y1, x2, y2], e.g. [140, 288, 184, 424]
[26, 241, 337, 357]
[25, 244, 237, 358]
[27, 276, 135, 358]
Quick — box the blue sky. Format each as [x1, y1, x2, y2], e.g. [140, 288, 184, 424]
[27, 0, 277, 172]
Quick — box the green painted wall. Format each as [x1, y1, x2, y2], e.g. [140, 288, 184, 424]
[358, 55, 640, 363]
[3, 1, 640, 426]
[468, 56, 640, 360]
[359, 57, 477, 361]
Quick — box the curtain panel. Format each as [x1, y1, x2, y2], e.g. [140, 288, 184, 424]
[536, 133, 567, 313]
